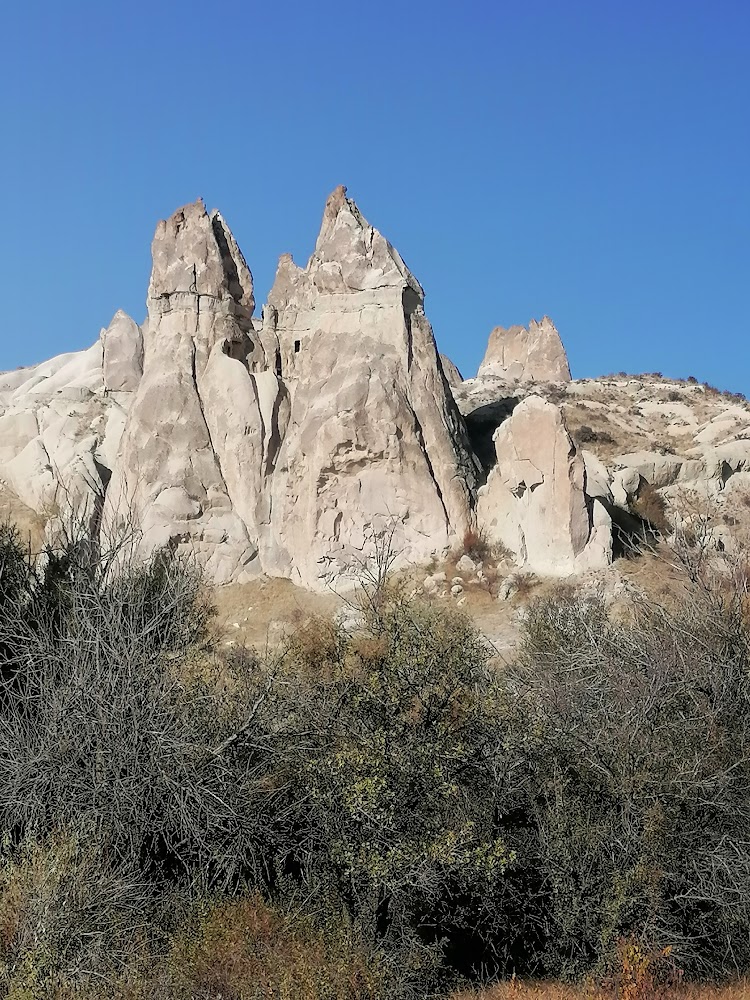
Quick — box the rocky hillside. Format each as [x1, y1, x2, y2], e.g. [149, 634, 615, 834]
[1, 188, 748, 590]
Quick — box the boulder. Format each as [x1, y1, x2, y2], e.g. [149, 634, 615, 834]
[478, 316, 571, 383]
[455, 554, 476, 574]
[477, 395, 611, 574]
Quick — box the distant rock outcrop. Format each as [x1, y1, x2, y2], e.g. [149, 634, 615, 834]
[478, 316, 571, 383]
[101, 310, 143, 392]
[440, 355, 464, 388]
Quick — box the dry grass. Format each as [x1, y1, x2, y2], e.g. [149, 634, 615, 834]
[631, 483, 671, 534]
[164, 894, 384, 1000]
[0, 488, 47, 554]
[211, 576, 340, 649]
[451, 979, 750, 1000]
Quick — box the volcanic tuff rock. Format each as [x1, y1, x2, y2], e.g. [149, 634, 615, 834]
[476, 396, 612, 573]
[258, 185, 478, 585]
[478, 316, 571, 383]
[21, 187, 750, 589]
[102, 200, 266, 584]
[0, 344, 123, 535]
[100, 187, 479, 588]
[101, 310, 143, 392]
[439, 355, 464, 388]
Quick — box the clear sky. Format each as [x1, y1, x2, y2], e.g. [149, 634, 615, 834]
[1, 0, 748, 390]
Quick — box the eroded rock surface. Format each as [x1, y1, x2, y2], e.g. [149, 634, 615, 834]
[477, 395, 612, 574]
[0, 345, 123, 534]
[478, 316, 571, 383]
[103, 200, 265, 584]
[101, 310, 143, 392]
[98, 189, 480, 588]
[440, 354, 464, 388]
[259, 186, 478, 586]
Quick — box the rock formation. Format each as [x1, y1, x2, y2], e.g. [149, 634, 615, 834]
[15, 187, 723, 590]
[102, 200, 264, 584]
[257, 185, 478, 586]
[478, 316, 571, 383]
[440, 355, 464, 388]
[476, 396, 612, 574]
[101, 310, 143, 392]
[0, 345, 122, 531]
[100, 188, 478, 588]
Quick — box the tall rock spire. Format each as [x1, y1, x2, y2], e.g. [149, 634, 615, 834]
[260, 187, 479, 587]
[102, 200, 267, 584]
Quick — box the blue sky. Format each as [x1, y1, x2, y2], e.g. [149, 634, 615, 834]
[1, 0, 748, 390]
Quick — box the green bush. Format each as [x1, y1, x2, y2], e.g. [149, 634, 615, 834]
[255, 597, 509, 988]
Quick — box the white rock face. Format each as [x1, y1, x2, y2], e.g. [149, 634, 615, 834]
[477, 396, 611, 574]
[259, 185, 478, 587]
[103, 200, 265, 584]
[0, 344, 127, 533]
[478, 317, 571, 383]
[440, 354, 464, 388]
[101, 310, 143, 392]
[99, 190, 480, 588]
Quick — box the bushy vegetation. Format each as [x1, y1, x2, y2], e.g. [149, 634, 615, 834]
[574, 425, 617, 446]
[0, 521, 749, 997]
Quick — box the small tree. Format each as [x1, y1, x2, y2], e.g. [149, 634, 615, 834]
[258, 595, 510, 984]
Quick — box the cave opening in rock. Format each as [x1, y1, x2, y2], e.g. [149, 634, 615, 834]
[462, 398, 519, 482]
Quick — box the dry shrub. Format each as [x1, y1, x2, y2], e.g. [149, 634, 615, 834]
[168, 894, 383, 1000]
[630, 483, 671, 534]
[575, 425, 616, 446]
[512, 571, 538, 600]
[0, 832, 156, 998]
[460, 527, 512, 564]
[462, 527, 493, 562]
[507, 583, 750, 981]
[597, 939, 680, 1000]
[349, 634, 389, 663]
[287, 614, 343, 673]
[653, 441, 676, 455]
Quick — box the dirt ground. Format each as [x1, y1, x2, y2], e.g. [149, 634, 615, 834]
[208, 537, 726, 663]
[211, 560, 543, 659]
